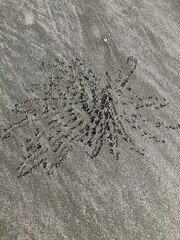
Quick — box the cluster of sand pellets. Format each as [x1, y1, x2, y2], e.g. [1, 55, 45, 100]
[1, 57, 179, 178]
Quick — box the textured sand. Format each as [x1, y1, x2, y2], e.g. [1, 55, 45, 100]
[0, 1, 180, 239]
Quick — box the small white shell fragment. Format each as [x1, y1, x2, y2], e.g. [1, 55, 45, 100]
[24, 11, 34, 25]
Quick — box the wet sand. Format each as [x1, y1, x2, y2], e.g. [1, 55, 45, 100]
[0, 1, 180, 239]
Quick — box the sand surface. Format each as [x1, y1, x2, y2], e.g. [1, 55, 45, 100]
[0, 1, 180, 239]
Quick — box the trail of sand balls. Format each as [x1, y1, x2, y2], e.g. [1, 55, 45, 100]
[1, 57, 179, 178]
